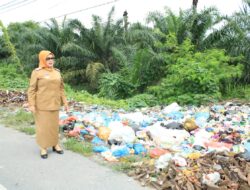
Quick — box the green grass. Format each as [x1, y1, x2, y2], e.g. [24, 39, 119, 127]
[63, 137, 93, 157]
[0, 64, 28, 90]
[19, 126, 35, 135]
[111, 155, 149, 172]
[64, 84, 129, 110]
[223, 84, 250, 101]
[69, 92, 129, 110]
[0, 108, 35, 134]
[2, 109, 34, 126]
[112, 162, 134, 172]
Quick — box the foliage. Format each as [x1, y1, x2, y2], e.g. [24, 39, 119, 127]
[112, 155, 150, 172]
[0, 107, 35, 135]
[65, 84, 129, 110]
[86, 62, 105, 91]
[146, 6, 220, 49]
[98, 72, 135, 99]
[126, 23, 156, 49]
[82, 7, 126, 72]
[58, 84, 158, 110]
[0, 22, 12, 59]
[0, 64, 28, 90]
[4, 3, 250, 105]
[223, 84, 250, 100]
[63, 138, 93, 157]
[128, 48, 166, 92]
[203, 0, 250, 82]
[19, 126, 35, 135]
[148, 37, 243, 105]
[126, 94, 158, 109]
[0, 108, 34, 135]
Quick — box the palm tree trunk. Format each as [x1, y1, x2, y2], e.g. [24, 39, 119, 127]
[123, 10, 129, 32]
[192, 0, 198, 9]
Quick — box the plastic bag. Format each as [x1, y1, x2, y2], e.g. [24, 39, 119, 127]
[155, 153, 172, 169]
[183, 118, 198, 132]
[149, 148, 169, 158]
[91, 136, 104, 145]
[133, 143, 147, 155]
[108, 126, 135, 143]
[202, 172, 220, 186]
[112, 146, 130, 158]
[93, 146, 109, 153]
[98, 126, 111, 141]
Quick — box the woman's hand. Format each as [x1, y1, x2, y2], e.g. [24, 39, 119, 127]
[64, 105, 69, 113]
[29, 106, 36, 113]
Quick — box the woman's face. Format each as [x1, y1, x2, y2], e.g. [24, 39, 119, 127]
[45, 55, 55, 68]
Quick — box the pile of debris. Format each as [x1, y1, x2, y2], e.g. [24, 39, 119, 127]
[128, 151, 250, 190]
[1, 90, 249, 189]
[59, 101, 250, 189]
[0, 90, 27, 106]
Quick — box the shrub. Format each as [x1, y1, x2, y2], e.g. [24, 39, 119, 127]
[98, 72, 135, 99]
[126, 94, 158, 109]
[148, 38, 243, 105]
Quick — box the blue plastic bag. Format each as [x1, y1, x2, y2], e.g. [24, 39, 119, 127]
[80, 129, 89, 135]
[166, 111, 184, 120]
[91, 136, 104, 145]
[195, 112, 210, 128]
[112, 147, 130, 158]
[93, 146, 109, 153]
[244, 140, 250, 152]
[134, 143, 147, 155]
[126, 143, 134, 149]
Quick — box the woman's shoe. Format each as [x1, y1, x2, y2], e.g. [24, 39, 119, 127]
[40, 149, 48, 159]
[41, 153, 48, 159]
[52, 146, 64, 154]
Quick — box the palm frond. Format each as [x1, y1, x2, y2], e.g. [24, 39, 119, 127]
[86, 62, 105, 88]
[61, 42, 95, 58]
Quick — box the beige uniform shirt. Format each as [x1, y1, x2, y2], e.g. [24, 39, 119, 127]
[27, 68, 67, 110]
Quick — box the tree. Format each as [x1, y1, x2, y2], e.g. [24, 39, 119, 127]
[203, 0, 250, 82]
[192, 0, 198, 9]
[7, 21, 41, 72]
[0, 21, 12, 59]
[146, 6, 220, 49]
[84, 7, 127, 72]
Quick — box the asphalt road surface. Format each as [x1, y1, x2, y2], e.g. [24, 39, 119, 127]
[0, 125, 151, 190]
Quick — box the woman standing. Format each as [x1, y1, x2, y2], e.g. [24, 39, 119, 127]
[27, 50, 69, 159]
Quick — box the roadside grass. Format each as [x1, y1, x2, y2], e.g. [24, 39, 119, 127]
[63, 137, 93, 157]
[0, 107, 35, 135]
[19, 126, 35, 135]
[112, 154, 151, 172]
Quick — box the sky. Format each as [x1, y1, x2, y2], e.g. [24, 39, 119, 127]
[0, 0, 244, 27]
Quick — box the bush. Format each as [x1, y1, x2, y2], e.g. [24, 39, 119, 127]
[64, 84, 129, 110]
[0, 64, 28, 90]
[0, 21, 13, 59]
[126, 94, 158, 109]
[148, 38, 243, 105]
[98, 72, 135, 99]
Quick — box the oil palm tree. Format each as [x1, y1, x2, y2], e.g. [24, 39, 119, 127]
[204, 0, 250, 82]
[146, 6, 220, 49]
[82, 7, 127, 72]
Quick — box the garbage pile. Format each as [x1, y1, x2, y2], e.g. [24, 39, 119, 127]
[128, 151, 250, 190]
[60, 101, 250, 189]
[0, 90, 27, 106]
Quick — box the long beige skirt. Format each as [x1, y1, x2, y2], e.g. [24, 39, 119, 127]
[34, 110, 59, 148]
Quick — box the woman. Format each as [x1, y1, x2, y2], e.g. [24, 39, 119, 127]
[27, 50, 69, 159]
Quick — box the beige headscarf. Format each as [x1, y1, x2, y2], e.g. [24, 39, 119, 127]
[38, 50, 54, 68]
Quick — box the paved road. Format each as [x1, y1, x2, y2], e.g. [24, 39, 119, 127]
[0, 125, 151, 190]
